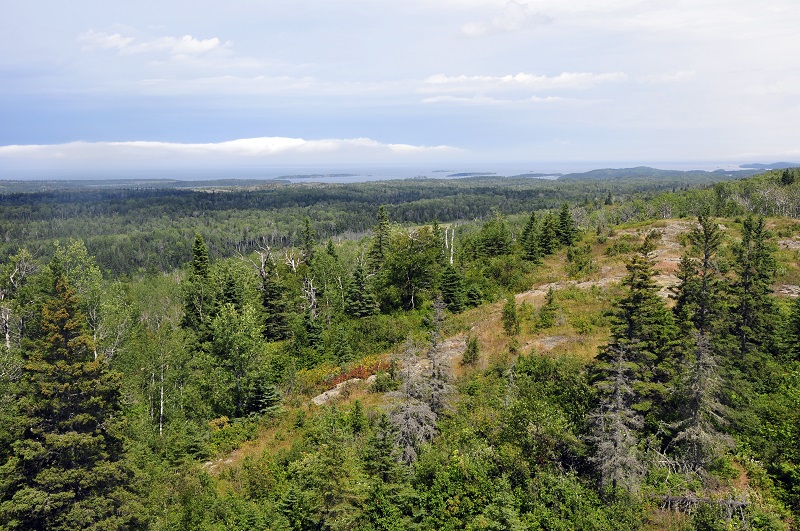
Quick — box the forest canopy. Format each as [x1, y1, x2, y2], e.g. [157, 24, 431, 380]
[1, 166, 799, 529]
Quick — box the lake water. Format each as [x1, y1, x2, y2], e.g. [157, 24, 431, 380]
[1, 160, 754, 183]
[228, 160, 751, 184]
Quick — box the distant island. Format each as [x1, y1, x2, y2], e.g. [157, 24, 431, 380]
[447, 172, 497, 177]
[740, 162, 800, 169]
[275, 173, 359, 179]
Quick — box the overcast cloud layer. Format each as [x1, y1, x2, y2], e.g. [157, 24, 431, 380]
[2, 0, 799, 175]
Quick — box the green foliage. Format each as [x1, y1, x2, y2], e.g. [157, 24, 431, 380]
[566, 243, 596, 278]
[0, 169, 798, 528]
[501, 297, 520, 336]
[371, 371, 400, 392]
[439, 264, 467, 314]
[379, 226, 441, 310]
[0, 275, 139, 530]
[557, 202, 579, 247]
[462, 335, 479, 366]
[473, 211, 512, 258]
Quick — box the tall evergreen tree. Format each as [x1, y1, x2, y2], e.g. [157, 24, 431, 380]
[669, 212, 732, 472]
[367, 206, 391, 272]
[673, 210, 725, 335]
[537, 212, 560, 256]
[300, 217, 316, 264]
[258, 257, 290, 341]
[0, 274, 138, 530]
[556, 202, 578, 247]
[438, 264, 466, 314]
[521, 211, 541, 262]
[182, 233, 214, 336]
[190, 233, 209, 279]
[730, 216, 778, 369]
[595, 231, 677, 423]
[344, 262, 378, 318]
[474, 211, 511, 257]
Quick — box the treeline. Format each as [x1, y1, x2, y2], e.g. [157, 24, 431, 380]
[0, 169, 759, 277]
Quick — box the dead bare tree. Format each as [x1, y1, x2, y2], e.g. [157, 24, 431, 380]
[670, 333, 733, 473]
[590, 345, 644, 493]
[388, 338, 437, 465]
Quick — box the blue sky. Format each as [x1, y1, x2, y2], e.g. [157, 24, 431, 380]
[1, 0, 799, 176]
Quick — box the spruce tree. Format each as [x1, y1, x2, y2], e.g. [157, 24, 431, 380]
[474, 211, 511, 257]
[182, 233, 214, 336]
[259, 259, 290, 341]
[367, 206, 391, 272]
[670, 334, 733, 471]
[190, 233, 209, 279]
[502, 296, 520, 337]
[300, 217, 316, 264]
[438, 264, 466, 314]
[595, 231, 677, 424]
[556, 202, 578, 247]
[730, 216, 777, 369]
[521, 211, 541, 262]
[0, 274, 138, 530]
[590, 345, 644, 494]
[537, 212, 560, 256]
[674, 210, 725, 335]
[344, 262, 377, 318]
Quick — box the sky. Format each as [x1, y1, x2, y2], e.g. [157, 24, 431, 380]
[1, 0, 799, 177]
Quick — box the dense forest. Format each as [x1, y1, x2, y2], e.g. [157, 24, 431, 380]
[0, 167, 799, 530]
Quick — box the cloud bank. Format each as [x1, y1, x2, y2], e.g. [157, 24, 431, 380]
[0, 137, 462, 172]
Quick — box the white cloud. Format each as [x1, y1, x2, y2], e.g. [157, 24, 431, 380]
[78, 30, 227, 57]
[461, 1, 552, 37]
[424, 71, 627, 92]
[77, 30, 135, 51]
[422, 94, 567, 105]
[0, 137, 461, 169]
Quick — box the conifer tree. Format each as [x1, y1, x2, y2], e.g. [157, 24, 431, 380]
[389, 339, 436, 465]
[190, 233, 209, 279]
[344, 262, 377, 318]
[426, 297, 453, 417]
[670, 334, 733, 471]
[673, 210, 725, 335]
[259, 258, 290, 341]
[607, 232, 676, 373]
[521, 211, 541, 262]
[438, 264, 466, 314]
[300, 217, 316, 264]
[0, 273, 138, 530]
[474, 211, 511, 257]
[367, 206, 391, 272]
[730, 216, 777, 367]
[502, 296, 520, 337]
[537, 212, 560, 256]
[670, 212, 732, 471]
[182, 233, 214, 335]
[594, 231, 676, 425]
[590, 345, 644, 494]
[556, 202, 578, 247]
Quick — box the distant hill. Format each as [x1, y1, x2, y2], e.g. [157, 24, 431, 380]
[740, 162, 800, 169]
[558, 166, 757, 181]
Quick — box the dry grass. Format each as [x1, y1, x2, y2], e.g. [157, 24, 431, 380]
[208, 217, 800, 477]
